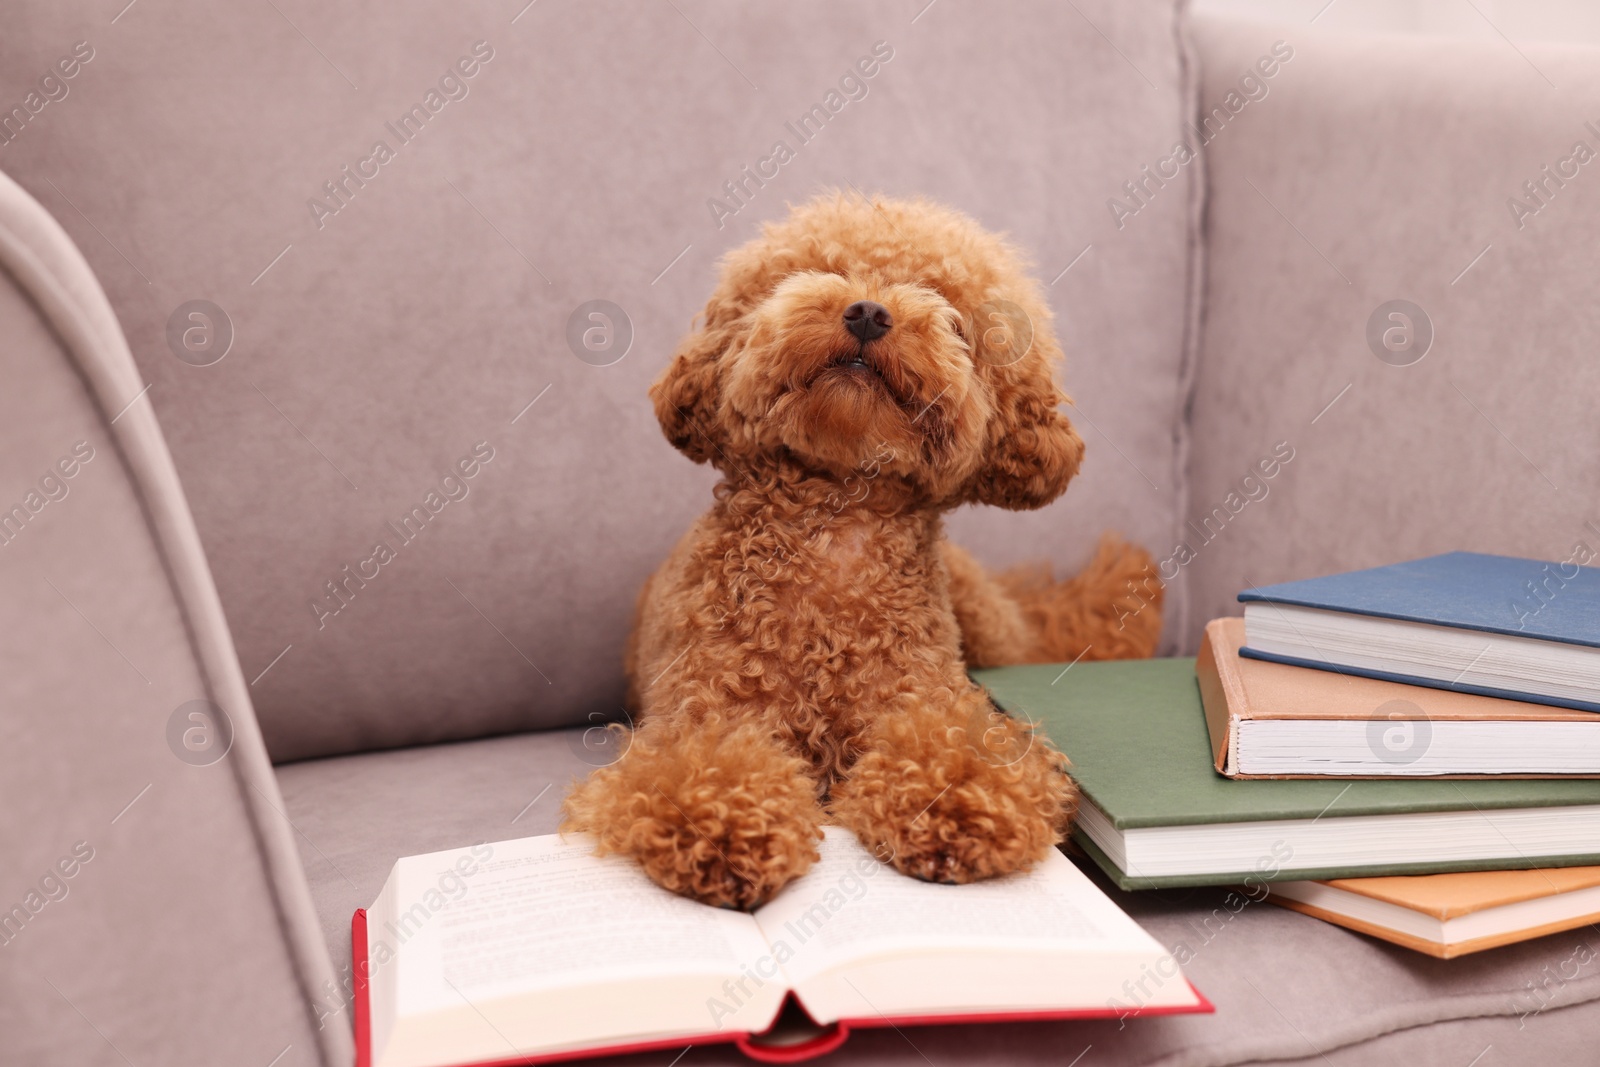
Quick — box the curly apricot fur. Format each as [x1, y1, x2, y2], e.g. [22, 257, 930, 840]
[562, 193, 1160, 909]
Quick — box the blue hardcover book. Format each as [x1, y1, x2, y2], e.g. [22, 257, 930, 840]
[1237, 551, 1600, 713]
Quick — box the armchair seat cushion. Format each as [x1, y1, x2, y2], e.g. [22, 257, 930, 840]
[278, 730, 1600, 1066]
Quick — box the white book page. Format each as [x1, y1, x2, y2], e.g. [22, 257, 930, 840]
[750, 827, 1191, 1024]
[754, 827, 1144, 983]
[369, 834, 784, 1067]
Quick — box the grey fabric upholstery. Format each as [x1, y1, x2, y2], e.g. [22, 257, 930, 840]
[1181, 17, 1600, 651]
[0, 170, 348, 1066]
[278, 727, 1600, 1066]
[0, 0, 1199, 762]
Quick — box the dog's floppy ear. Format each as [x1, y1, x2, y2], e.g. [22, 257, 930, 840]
[966, 334, 1085, 510]
[651, 318, 730, 465]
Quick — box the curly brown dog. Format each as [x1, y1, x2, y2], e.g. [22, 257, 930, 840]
[563, 193, 1162, 909]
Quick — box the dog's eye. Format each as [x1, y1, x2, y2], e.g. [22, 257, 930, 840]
[951, 316, 967, 342]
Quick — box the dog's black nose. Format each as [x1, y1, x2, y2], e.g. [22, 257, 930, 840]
[843, 300, 892, 343]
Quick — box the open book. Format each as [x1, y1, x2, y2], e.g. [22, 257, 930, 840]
[354, 827, 1209, 1067]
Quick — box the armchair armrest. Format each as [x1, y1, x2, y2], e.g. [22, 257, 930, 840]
[0, 169, 350, 1067]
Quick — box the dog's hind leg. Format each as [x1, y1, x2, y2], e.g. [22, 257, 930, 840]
[941, 541, 1037, 667]
[1000, 532, 1164, 661]
[943, 533, 1164, 665]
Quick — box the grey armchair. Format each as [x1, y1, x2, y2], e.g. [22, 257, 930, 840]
[4, 2, 1600, 1064]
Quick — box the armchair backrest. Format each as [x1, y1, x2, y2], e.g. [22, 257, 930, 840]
[1183, 17, 1600, 647]
[1, 0, 1201, 761]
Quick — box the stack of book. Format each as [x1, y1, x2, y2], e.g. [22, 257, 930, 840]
[978, 551, 1600, 960]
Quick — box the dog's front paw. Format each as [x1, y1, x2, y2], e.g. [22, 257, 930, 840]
[829, 710, 1075, 883]
[562, 719, 824, 909]
[626, 770, 822, 909]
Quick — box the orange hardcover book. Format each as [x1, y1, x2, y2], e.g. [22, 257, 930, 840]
[1198, 617, 1600, 778]
[352, 828, 1209, 1067]
[1266, 867, 1600, 957]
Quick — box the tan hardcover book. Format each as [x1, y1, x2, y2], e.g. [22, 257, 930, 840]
[1198, 617, 1600, 779]
[1267, 867, 1600, 958]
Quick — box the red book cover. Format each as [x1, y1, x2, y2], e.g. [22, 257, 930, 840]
[352, 909, 1212, 1066]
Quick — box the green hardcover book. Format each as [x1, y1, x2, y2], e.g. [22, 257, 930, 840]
[974, 658, 1600, 890]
